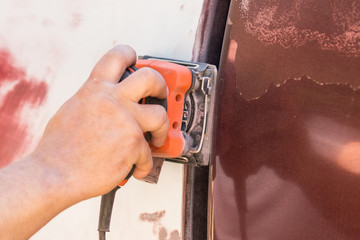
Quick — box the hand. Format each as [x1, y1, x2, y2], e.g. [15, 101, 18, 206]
[31, 45, 169, 200]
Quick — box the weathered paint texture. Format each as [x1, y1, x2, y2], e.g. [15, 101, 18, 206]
[0, 49, 47, 167]
[241, 0, 360, 57]
[212, 0, 360, 239]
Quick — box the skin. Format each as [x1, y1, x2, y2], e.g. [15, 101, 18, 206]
[0, 45, 169, 240]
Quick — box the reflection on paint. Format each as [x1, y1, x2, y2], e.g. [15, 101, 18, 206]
[306, 115, 360, 174]
[0, 49, 48, 168]
[337, 142, 360, 174]
[227, 40, 238, 63]
[214, 72, 360, 239]
[213, 156, 241, 239]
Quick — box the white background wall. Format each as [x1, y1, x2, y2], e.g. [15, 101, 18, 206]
[0, 0, 204, 239]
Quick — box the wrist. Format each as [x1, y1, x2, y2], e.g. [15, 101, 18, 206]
[26, 152, 81, 208]
[0, 154, 80, 239]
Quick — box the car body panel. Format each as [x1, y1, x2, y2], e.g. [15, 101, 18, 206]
[211, 0, 360, 239]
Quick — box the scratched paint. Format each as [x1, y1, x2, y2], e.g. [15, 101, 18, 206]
[227, 0, 360, 100]
[240, 0, 360, 57]
[0, 49, 48, 168]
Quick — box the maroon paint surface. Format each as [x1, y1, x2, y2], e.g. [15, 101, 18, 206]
[0, 49, 48, 168]
[212, 0, 360, 239]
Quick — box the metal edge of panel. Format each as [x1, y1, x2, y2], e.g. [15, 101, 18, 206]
[184, 0, 231, 239]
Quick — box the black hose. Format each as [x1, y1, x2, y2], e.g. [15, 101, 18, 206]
[99, 231, 106, 240]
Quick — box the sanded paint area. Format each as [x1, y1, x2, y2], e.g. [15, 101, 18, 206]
[0, 0, 205, 239]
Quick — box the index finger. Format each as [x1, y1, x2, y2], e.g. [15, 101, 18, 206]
[88, 45, 137, 83]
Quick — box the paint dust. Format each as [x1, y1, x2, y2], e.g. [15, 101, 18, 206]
[139, 211, 180, 240]
[0, 49, 48, 168]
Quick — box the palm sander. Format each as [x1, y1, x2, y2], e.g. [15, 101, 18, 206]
[98, 56, 218, 239]
[120, 56, 218, 184]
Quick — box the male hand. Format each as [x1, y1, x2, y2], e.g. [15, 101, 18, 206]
[0, 45, 169, 240]
[32, 45, 169, 200]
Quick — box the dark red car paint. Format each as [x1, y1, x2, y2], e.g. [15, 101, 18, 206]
[212, 0, 360, 239]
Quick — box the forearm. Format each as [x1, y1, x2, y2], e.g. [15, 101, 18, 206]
[0, 155, 76, 240]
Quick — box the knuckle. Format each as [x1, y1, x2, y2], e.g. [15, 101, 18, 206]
[114, 44, 134, 54]
[128, 124, 145, 144]
[106, 51, 125, 65]
[112, 45, 128, 55]
[140, 67, 155, 77]
[124, 45, 136, 57]
[108, 45, 135, 64]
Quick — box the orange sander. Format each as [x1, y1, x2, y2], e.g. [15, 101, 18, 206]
[98, 57, 218, 239]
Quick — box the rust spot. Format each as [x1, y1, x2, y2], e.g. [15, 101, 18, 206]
[158, 228, 180, 240]
[139, 210, 165, 223]
[159, 227, 167, 240]
[139, 210, 180, 240]
[0, 49, 48, 168]
[169, 230, 180, 240]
